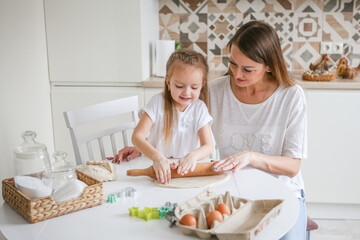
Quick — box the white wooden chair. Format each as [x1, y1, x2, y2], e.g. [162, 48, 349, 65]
[64, 96, 139, 165]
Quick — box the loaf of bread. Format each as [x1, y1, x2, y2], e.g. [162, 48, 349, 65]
[77, 160, 117, 182]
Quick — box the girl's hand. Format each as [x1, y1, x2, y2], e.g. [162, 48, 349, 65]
[153, 158, 171, 184]
[177, 154, 197, 175]
[211, 151, 252, 173]
[113, 147, 141, 164]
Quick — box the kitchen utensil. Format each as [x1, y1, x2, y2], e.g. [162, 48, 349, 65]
[127, 162, 221, 178]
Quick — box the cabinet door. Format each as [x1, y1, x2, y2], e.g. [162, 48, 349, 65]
[51, 87, 144, 163]
[45, 0, 143, 83]
[144, 88, 163, 103]
[303, 89, 360, 204]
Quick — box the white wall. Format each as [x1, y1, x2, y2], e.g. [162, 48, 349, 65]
[0, 0, 54, 202]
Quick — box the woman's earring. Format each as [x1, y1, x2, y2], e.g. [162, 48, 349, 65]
[266, 70, 271, 73]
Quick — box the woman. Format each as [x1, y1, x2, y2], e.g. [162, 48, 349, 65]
[115, 21, 307, 239]
[210, 21, 307, 239]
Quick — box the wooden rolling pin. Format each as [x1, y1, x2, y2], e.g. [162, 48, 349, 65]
[127, 162, 220, 179]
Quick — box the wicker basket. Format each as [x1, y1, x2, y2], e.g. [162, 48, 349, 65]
[1, 170, 104, 223]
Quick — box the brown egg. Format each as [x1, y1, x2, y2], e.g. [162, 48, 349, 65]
[179, 214, 197, 227]
[215, 203, 232, 216]
[206, 210, 223, 228]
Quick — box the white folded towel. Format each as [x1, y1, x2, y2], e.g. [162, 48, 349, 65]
[52, 179, 87, 202]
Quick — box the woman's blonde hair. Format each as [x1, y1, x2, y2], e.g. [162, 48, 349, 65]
[163, 48, 209, 144]
[227, 21, 295, 87]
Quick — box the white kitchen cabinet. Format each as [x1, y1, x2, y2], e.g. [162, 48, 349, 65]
[302, 89, 360, 204]
[44, 0, 158, 83]
[51, 86, 144, 164]
[144, 88, 163, 103]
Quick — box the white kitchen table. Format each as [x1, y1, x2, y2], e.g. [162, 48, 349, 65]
[0, 157, 299, 240]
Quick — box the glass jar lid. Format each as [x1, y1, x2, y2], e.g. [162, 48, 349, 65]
[51, 151, 76, 173]
[14, 131, 48, 159]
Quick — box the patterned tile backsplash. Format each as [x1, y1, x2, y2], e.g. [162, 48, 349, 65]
[159, 0, 360, 71]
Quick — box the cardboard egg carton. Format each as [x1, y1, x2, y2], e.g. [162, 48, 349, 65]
[174, 189, 283, 239]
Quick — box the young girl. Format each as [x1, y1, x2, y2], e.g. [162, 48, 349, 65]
[131, 49, 213, 184]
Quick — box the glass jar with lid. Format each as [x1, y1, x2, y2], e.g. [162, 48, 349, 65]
[51, 151, 76, 191]
[13, 131, 51, 177]
[13, 131, 53, 198]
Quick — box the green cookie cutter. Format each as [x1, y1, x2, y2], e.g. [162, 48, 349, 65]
[129, 207, 160, 221]
[107, 193, 117, 203]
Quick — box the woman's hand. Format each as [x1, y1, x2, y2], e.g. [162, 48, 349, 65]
[113, 147, 141, 164]
[176, 153, 197, 175]
[153, 158, 171, 184]
[211, 151, 252, 173]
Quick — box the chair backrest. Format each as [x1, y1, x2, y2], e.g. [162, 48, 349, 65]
[63, 96, 139, 165]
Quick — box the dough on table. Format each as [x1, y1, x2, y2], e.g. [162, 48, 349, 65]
[154, 174, 229, 188]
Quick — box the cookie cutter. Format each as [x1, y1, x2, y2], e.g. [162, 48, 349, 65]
[157, 206, 173, 219]
[118, 187, 137, 198]
[166, 211, 178, 228]
[129, 207, 160, 221]
[107, 193, 117, 203]
[161, 202, 178, 227]
[164, 201, 178, 209]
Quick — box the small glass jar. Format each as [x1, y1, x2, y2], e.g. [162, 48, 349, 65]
[51, 151, 76, 191]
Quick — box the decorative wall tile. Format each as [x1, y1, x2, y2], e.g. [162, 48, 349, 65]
[236, 0, 266, 13]
[322, 13, 353, 42]
[292, 42, 321, 70]
[265, 13, 295, 42]
[159, 0, 179, 14]
[262, 0, 294, 12]
[182, 42, 208, 56]
[293, 13, 322, 41]
[179, 0, 208, 14]
[159, 14, 180, 40]
[208, 0, 237, 13]
[236, 13, 263, 29]
[356, 0, 360, 10]
[236, 12, 295, 42]
[282, 41, 293, 69]
[353, 11, 360, 41]
[236, 0, 294, 13]
[180, 13, 208, 42]
[207, 13, 236, 70]
[208, 13, 236, 43]
[323, 0, 354, 12]
[157, 0, 360, 71]
[294, 0, 324, 13]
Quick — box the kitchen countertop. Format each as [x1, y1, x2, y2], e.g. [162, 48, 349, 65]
[290, 71, 360, 90]
[142, 70, 360, 90]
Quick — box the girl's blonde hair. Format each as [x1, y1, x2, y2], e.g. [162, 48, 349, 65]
[163, 48, 209, 144]
[227, 21, 296, 87]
